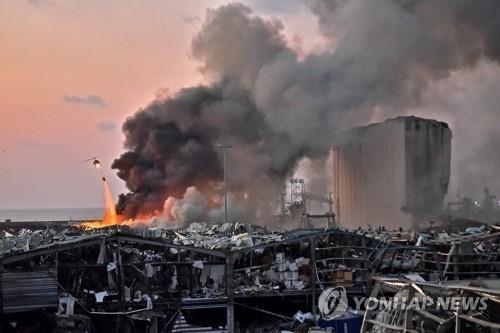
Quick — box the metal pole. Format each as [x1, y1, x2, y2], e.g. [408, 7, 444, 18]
[310, 237, 317, 322]
[226, 253, 235, 332]
[216, 144, 232, 224]
[117, 240, 126, 309]
[223, 148, 227, 224]
[404, 284, 415, 332]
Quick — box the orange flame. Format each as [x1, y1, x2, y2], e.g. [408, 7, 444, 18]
[81, 177, 123, 229]
[102, 177, 119, 225]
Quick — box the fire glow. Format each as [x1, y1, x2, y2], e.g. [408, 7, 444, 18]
[81, 177, 123, 228]
[79, 150, 246, 229]
[101, 177, 119, 225]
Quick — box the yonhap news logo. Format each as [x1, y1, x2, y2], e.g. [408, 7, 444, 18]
[318, 287, 348, 320]
[357, 295, 488, 312]
[317, 286, 488, 319]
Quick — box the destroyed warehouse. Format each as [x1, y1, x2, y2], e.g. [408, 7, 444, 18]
[0, 116, 499, 333]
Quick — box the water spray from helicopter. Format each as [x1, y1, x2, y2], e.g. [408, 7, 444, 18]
[79, 156, 120, 227]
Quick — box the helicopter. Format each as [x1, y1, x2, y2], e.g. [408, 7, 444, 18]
[79, 156, 101, 169]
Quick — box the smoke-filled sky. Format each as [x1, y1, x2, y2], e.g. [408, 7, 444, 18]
[0, 0, 317, 209]
[1, 0, 499, 210]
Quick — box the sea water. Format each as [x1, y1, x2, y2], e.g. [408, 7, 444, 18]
[0, 207, 104, 222]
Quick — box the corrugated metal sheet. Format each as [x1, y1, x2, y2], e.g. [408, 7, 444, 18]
[1, 270, 58, 313]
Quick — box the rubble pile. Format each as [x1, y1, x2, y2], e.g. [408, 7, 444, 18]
[0, 222, 283, 257]
[1, 221, 499, 332]
[375, 224, 500, 281]
[0, 226, 108, 256]
[233, 253, 312, 294]
[167, 222, 283, 250]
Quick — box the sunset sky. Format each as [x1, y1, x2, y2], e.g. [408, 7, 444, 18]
[0, 0, 319, 208]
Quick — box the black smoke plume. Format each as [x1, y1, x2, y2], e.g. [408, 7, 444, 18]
[113, 1, 500, 221]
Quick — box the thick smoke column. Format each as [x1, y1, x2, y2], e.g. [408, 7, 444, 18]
[408, 60, 500, 198]
[113, 4, 297, 219]
[113, 1, 500, 221]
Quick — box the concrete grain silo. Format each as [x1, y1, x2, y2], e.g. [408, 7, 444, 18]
[332, 116, 451, 230]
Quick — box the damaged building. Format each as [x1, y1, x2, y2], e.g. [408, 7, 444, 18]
[332, 116, 452, 230]
[0, 221, 387, 332]
[0, 116, 497, 333]
[2, 217, 499, 333]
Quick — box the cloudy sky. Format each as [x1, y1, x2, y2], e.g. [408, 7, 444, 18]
[0, 0, 318, 208]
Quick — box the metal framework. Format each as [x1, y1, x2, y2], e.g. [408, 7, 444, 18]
[0, 227, 386, 332]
